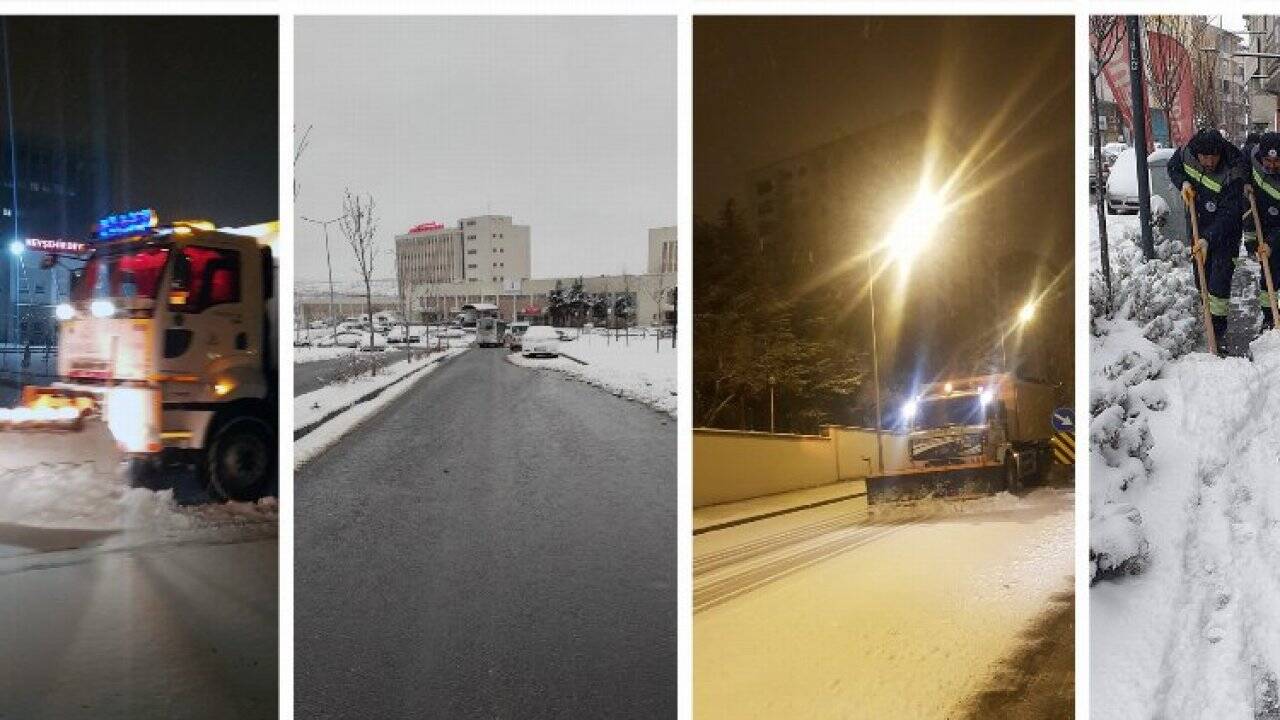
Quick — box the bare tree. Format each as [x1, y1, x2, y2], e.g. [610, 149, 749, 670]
[339, 189, 379, 369]
[1090, 15, 1124, 315]
[294, 124, 313, 200]
[1145, 15, 1203, 146]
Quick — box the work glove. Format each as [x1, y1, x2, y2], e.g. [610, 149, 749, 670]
[1261, 241, 1272, 262]
[1191, 237, 1208, 263]
[1181, 181, 1196, 207]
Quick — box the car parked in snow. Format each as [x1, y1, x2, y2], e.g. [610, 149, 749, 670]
[520, 326, 561, 358]
[1106, 146, 1175, 216]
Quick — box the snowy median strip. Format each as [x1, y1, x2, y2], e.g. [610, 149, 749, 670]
[505, 333, 676, 416]
[294, 346, 469, 467]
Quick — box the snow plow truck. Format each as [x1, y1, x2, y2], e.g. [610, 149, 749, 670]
[866, 373, 1056, 504]
[0, 209, 277, 501]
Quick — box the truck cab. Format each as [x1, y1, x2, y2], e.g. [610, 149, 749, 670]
[49, 210, 277, 499]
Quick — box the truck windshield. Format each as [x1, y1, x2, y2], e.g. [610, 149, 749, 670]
[71, 246, 170, 302]
[915, 395, 986, 429]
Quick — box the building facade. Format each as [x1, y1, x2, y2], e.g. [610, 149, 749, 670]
[1247, 15, 1280, 132]
[647, 225, 677, 274]
[394, 223, 677, 328]
[394, 214, 532, 301]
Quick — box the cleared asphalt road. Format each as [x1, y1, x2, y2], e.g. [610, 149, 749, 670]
[296, 348, 676, 719]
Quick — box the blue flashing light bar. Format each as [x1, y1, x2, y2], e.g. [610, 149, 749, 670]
[95, 208, 158, 241]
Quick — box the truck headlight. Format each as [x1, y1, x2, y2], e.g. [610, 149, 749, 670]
[902, 399, 918, 420]
[980, 388, 994, 406]
[90, 299, 116, 318]
[54, 303, 74, 321]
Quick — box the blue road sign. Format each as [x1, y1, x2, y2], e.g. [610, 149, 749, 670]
[1051, 407, 1075, 433]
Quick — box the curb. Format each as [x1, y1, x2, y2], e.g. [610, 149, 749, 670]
[293, 352, 453, 441]
[692, 491, 868, 536]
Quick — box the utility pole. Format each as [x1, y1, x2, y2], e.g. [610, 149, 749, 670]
[300, 215, 343, 344]
[1090, 57, 1112, 313]
[1127, 15, 1156, 259]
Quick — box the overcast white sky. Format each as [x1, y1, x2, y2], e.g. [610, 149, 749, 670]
[295, 16, 675, 284]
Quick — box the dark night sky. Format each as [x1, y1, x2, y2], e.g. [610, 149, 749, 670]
[4, 15, 278, 231]
[694, 16, 1074, 263]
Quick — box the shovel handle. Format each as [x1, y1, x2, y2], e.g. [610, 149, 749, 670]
[1186, 199, 1218, 354]
[1246, 187, 1280, 330]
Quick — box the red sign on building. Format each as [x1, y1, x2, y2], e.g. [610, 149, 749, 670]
[408, 221, 445, 233]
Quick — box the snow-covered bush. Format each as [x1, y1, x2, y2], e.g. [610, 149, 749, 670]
[1091, 501, 1150, 581]
[1093, 227, 1202, 357]
[1089, 222, 1193, 584]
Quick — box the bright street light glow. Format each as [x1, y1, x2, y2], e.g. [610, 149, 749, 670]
[980, 388, 995, 406]
[1017, 301, 1036, 325]
[7, 240, 22, 256]
[54, 303, 74, 321]
[902, 398, 918, 420]
[885, 184, 947, 274]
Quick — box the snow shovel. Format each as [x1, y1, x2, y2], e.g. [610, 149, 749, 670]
[1245, 185, 1280, 331]
[1186, 193, 1219, 355]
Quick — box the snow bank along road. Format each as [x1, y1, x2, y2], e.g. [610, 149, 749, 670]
[295, 348, 676, 719]
[694, 489, 1074, 719]
[1093, 334, 1280, 719]
[0, 459, 278, 719]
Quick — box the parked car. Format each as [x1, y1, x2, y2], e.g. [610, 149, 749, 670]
[386, 325, 422, 344]
[1106, 146, 1174, 215]
[332, 331, 363, 348]
[521, 325, 561, 358]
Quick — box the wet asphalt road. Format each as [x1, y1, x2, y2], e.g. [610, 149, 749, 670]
[295, 348, 676, 719]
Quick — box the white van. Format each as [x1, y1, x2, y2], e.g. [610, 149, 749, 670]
[476, 317, 509, 347]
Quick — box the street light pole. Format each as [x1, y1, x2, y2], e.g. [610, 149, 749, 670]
[300, 215, 343, 344]
[867, 253, 885, 475]
[768, 375, 776, 434]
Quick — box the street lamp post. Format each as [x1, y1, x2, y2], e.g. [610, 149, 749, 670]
[8, 239, 22, 345]
[864, 182, 948, 474]
[867, 253, 885, 473]
[300, 215, 343, 345]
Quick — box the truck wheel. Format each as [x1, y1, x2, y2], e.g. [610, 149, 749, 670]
[206, 416, 273, 501]
[1005, 455, 1022, 493]
[124, 457, 165, 491]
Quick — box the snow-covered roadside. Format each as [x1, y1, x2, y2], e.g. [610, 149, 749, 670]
[507, 332, 676, 415]
[294, 346, 469, 467]
[694, 488, 1073, 718]
[294, 345, 358, 364]
[1090, 213, 1280, 717]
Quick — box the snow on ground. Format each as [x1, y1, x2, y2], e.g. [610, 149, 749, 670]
[294, 345, 470, 467]
[1091, 211, 1280, 718]
[694, 488, 1073, 719]
[294, 345, 358, 364]
[507, 330, 676, 415]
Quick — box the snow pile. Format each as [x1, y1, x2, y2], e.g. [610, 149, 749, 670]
[294, 345, 358, 364]
[506, 332, 676, 415]
[0, 462, 277, 534]
[867, 488, 1068, 523]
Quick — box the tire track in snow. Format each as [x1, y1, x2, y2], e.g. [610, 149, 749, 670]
[1152, 351, 1280, 719]
[692, 518, 925, 614]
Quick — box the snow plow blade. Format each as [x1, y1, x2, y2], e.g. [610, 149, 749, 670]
[0, 388, 122, 475]
[866, 464, 1006, 505]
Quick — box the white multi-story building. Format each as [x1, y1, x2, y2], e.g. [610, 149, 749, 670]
[395, 215, 531, 300]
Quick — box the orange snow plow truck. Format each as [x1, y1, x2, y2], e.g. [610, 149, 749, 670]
[866, 373, 1056, 504]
